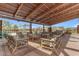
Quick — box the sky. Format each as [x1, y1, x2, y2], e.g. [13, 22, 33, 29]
[0, 18, 79, 28]
[52, 18, 79, 28]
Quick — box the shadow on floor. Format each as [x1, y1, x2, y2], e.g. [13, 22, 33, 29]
[31, 34, 71, 56]
[13, 44, 51, 56]
[2, 44, 50, 56]
[71, 36, 79, 40]
[0, 34, 71, 56]
[65, 47, 79, 52]
[1, 45, 6, 56]
[61, 50, 69, 56]
[61, 47, 79, 56]
[55, 34, 71, 56]
[69, 40, 79, 42]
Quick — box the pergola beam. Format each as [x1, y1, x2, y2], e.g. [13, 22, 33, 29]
[35, 4, 64, 22]
[35, 4, 63, 21]
[13, 3, 23, 17]
[40, 4, 79, 23]
[43, 25, 45, 32]
[39, 4, 75, 23]
[0, 12, 49, 25]
[25, 4, 44, 19]
[0, 3, 79, 25]
[49, 4, 78, 18]
[48, 10, 79, 25]
[43, 4, 49, 9]
[29, 22, 32, 33]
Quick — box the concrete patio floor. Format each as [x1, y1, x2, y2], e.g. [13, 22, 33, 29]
[0, 34, 79, 56]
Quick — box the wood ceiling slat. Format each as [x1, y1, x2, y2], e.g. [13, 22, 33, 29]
[22, 4, 33, 11]
[24, 3, 40, 9]
[25, 4, 44, 19]
[15, 4, 41, 19]
[43, 4, 50, 9]
[47, 9, 79, 25]
[44, 9, 79, 23]
[39, 4, 78, 23]
[7, 3, 20, 7]
[16, 4, 34, 18]
[23, 4, 41, 19]
[0, 10, 26, 20]
[36, 3, 61, 19]
[13, 3, 23, 17]
[30, 3, 39, 7]
[54, 9, 79, 20]
[0, 4, 18, 10]
[0, 4, 18, 14]
[35, 3, 63, 21]
[0, 11, 13, 17]
[31, 4, 55, 21]
[49, 13, 79, 25]
[0, 7, 14, 14]
[49, 4, 78, 18]
[0, 3, 79, 25]
[35, 4, 63, 22]
[29, 5, 50, 20]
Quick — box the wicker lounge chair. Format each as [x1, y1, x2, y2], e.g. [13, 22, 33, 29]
[5, 34, 28, 54]
[40, 31, 65, 55]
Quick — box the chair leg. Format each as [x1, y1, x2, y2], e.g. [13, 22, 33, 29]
[12, 47, 17, 54]
[40, 41, 43, 48]
[51, 47, 59, 56]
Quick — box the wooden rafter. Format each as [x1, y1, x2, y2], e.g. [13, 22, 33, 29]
[0, 12, 48, 25]
[39, 4, 78, 23]
[0, 3, 79, 25]
[50, 4, 79, 17]
[25, 4, 44, 19]
[35, 4, 64, 20]
[49, 13, 79, 25]
[47, 9, 79, 25]
[35, 4, 64, 22]
[54, 9, 79, 20]
[43, 4, 49, 9]
[13, 3, 23, 17]
[31, 4, 56, 22]
[40, 12, 78, 25]
[57, 10, 78, 19]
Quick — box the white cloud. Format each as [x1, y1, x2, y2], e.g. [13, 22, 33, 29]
[74, 24, 79, 27]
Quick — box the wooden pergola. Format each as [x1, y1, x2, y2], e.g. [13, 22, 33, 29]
[0, 3, 79, 33]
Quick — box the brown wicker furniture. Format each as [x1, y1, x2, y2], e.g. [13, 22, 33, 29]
[40, 31, 66, 55]
[5, 34, 28, 54]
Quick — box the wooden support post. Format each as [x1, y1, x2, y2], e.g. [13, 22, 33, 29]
[77, 25, 79, 33]
[29, 22, 32, 33]
[48, 26, 52, 33]
[0, 20, 2, 31]
[43, 25, 45, 32]
[0, 20, 2, 38]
